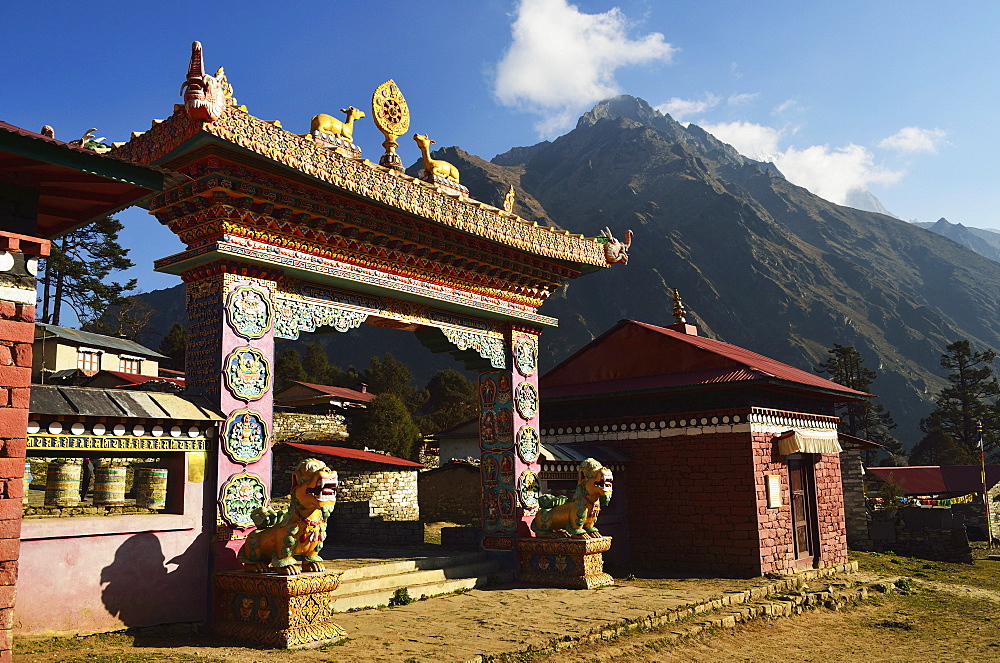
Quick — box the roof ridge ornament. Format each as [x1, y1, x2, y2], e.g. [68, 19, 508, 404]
[371, 80, 410, 170]
[672, 288, 687, 324]
[180, 41, 231, 123]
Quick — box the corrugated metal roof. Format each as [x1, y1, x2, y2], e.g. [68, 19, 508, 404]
[544, 367, 768, 399]
[276, 382, 375, 403]
[36, 324, 166, 359]
[103, 370, 184, 387]
[29, 385, 221, 421]
[868, 465, 1000, 495]
[283, 442, 423, 468]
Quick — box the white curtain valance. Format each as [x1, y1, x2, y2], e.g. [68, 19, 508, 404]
[775, 429, 842, 455]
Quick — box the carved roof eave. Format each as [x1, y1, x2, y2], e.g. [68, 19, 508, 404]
[110, 107, 609, 272]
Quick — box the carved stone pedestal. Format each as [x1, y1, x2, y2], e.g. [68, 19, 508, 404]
[517, 536, 614, 589]
[213, 570, 346, 648]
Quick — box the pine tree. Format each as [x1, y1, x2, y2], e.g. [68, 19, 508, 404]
[302, 342, 332, 383]
[39, 216, 136, 326]
[920, 340, 1000, 458]
[274, 348, 308, 392]
[816, 344, 904, 463]
[417, 368, 478, 434]
[157, 323, 187, 371]
[363, 353, 428, 414]
[909, 426, 977, 466]
[351, 393, 422, 459]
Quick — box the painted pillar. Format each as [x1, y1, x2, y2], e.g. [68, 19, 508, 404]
[182, 263, 279, 569]
[480, 326, 542, 562]
[0, 231, 48, 663]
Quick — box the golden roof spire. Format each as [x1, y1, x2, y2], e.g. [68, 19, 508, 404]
[672, 288, 688, 324]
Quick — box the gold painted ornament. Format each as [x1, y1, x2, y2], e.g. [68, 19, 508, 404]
[371, 80, 410, 169]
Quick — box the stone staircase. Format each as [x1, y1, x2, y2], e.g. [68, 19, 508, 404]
[327, 551, 513, 612]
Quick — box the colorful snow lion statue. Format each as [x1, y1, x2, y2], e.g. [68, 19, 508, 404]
[237, 458, 338, 575]
[530, 458, 613, 539]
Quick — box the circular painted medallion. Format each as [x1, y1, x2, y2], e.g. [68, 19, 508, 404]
[518, 470, 540, 509]
[517, 425, 540, 463]
[514, 337, 538, 377]
[219, 471, 267, 529]
[224, 347, 271, 401]
[222, 409, 269, 465]
[514, 381, 539, 419]
[225, 285, 272, 339]
[371, 79, 410, 138]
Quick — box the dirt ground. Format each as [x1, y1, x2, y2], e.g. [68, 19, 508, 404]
[14, 552, 1000, 663]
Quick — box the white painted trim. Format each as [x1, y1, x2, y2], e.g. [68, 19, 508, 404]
[0, 285, 36, 305]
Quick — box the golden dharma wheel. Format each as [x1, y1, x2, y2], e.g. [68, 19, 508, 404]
[372, 79, 410, 139]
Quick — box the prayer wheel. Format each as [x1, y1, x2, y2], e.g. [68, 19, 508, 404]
[44, 459, 82, 507]
[93, 466, 127, 506]
[135, 468, 168, 510]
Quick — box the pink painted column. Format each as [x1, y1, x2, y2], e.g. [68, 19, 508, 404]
[480, 326, 542, 559]
[182, 263, 279, 569]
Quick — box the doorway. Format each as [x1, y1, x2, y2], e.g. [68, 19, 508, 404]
[787, 455, 818, 566]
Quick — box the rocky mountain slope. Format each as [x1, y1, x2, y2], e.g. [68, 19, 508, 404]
[913, 218, 1000, 264]
[136, 97, 1000, 446]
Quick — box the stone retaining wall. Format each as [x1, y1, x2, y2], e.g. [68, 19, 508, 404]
[272, 412, 347, 444]
[418, 463, 480, 525]
[868, 507, 973, 563]
[325, 501, 424, 546]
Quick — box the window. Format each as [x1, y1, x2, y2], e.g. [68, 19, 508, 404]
[119, 357, 141, 374]
[77, 350, 100, 374]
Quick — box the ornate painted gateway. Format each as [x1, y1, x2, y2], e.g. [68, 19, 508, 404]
[111, 42, 628, 566]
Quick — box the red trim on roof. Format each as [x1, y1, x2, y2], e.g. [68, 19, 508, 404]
[542, 319, 870, 400]
[104, 370, 185, 386]
[282, 382, 375, 402]
[284, 443, 423, 468]
[868, 465, 1000, 495]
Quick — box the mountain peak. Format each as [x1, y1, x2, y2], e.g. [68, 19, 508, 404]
[577, 95, 680, 132]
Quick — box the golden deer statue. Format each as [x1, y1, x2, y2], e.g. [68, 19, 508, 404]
[413, 133, 460, 184]
[311, 106, 365, 143]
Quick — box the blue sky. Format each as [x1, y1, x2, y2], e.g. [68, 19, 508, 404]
[3, 0, 999, 301]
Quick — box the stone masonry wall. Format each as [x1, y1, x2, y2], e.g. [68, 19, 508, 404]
[869, 507, 973, 563]
[272, 412, 347, 444]
[272, 447, 419, 521]
[418, 464, 481, 525]
[839, 448, 873, 550]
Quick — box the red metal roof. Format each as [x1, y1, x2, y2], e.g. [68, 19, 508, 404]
[542, 320, 870, 400]
[103, 371, 185, 387]
[284, 442, 423, 468]
[0, 121, 184, 237]
[279, 382, 375, 403]
[868, 465, 1000, 495]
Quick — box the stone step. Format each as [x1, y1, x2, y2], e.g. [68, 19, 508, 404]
[327, 553, 512, 612]
[331, 551, 490, 583]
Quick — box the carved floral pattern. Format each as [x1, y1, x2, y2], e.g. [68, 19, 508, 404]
[219, 471, 268, 528]
[273, 299, 368, 339]
[440, 328, 506, 369]
[226, 285, 273, 339]
[224, 347, 271, 401]
[515, 381, 539, 420]
[222, 409, 269, 465]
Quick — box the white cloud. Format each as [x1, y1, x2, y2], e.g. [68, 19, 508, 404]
[772, 99, 799, 114]
[654, 94, 720, 122]
[877, 126, 946, 154]
[775, 144, 903, 205]
[494, 0, 676, 136]
[699, 121, 783, 161]
[727, 92, 758, 106]
[701, 121, 904, 205]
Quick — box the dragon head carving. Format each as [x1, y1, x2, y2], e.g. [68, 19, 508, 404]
[599, 227, 633, 265]
[180, 41, 226, 122]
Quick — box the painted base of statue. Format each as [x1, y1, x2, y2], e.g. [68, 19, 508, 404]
[310, 130, 363, 158]
[517, 536, 614, 589]
[212, 568, 347, 648]
[420, 171, 469, 196]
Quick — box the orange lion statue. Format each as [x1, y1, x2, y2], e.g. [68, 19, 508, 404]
[237, 458, 338, 575]
[530, 458, 613, 539]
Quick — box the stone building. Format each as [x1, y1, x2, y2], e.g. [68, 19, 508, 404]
[539, 319, 867, 577]
[838, 433, 883, 550]
[272, 442, 423, 545]
[33, 324, 167, 381]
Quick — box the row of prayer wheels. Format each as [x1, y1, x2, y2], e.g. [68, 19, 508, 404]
[37, 459, 168, 509]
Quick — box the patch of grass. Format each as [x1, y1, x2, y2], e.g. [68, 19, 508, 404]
[389, 587, 414, 606]
[53, 655, 220, 663]
[15, 632, 135, 655]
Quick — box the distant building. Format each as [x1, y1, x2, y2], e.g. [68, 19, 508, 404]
[273, 381, 375, 413]
[33, 323, 167, 381]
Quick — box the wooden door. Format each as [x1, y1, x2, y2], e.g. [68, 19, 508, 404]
[788, 456, 817, 562]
